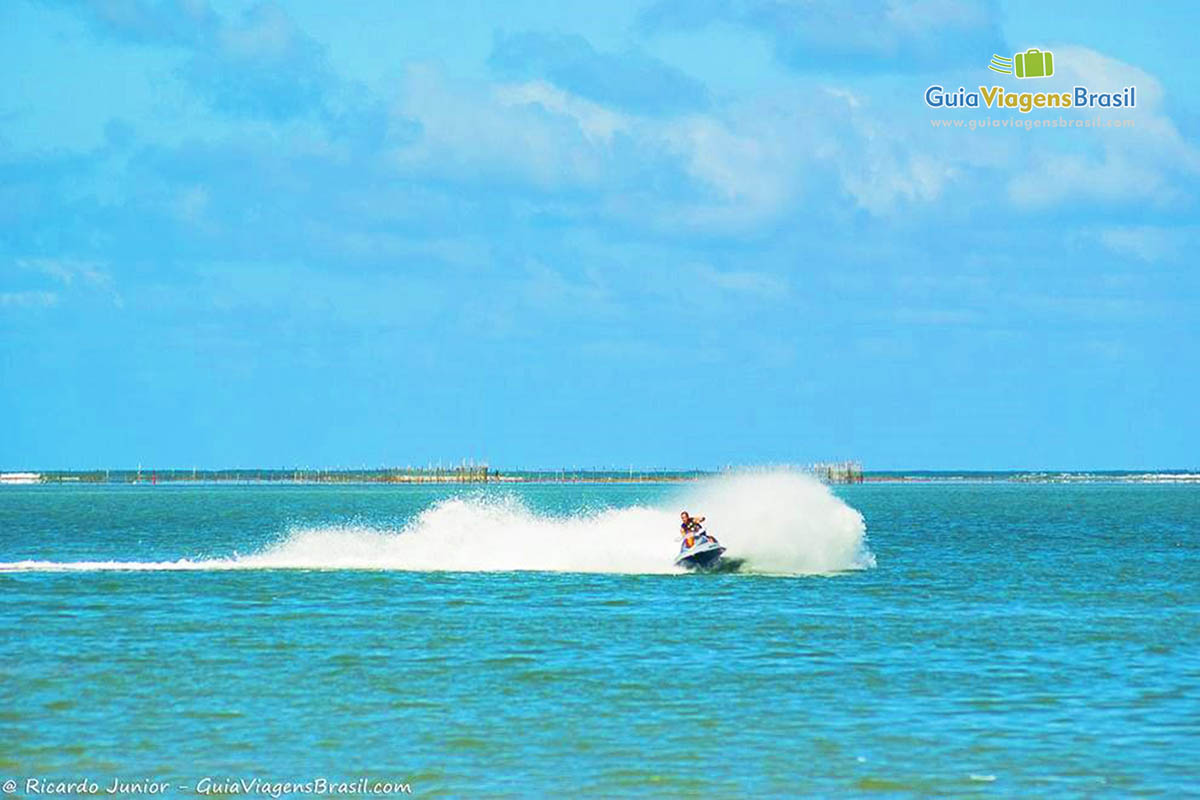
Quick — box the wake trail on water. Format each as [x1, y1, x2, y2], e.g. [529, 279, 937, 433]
[0, 470, 874, 576]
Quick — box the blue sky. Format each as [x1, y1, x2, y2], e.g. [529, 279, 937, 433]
[1, 0, 1197, 470]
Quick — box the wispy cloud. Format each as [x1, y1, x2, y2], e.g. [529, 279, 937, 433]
[15, 258, 122, 306]
[67, 0, 375, 128]
[0, 290, 58, 308]
[640, 0, 1004, 71]
[1095, 226, 1187, 263]
[1006, 47, 1200, 209]
[20, 257, 108, 286]
[690, 264, 789, 299]
[489, 31, 708, 115]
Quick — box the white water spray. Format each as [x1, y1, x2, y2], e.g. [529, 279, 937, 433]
[0, 470, 873, 575]
[679, 470, 874, 574]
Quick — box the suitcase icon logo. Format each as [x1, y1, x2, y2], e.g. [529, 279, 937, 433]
[1015, 48, 1054, 78]
[988, 49, 1055, 79]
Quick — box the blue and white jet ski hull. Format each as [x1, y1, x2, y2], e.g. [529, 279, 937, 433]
[674, 538, 727, 571]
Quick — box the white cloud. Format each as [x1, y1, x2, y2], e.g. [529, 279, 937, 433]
[494, 81, 630, 144]
[1095, 226, 1184, 263]
[389, 63, 988, 227]
[840, 143, 959, 215]
[391, 66, 811, 228]
[659, 112, 797, 220]
[1005, 46, 1200, 209]
[523, 261, 619, 314]
[0, 290, 58, 308]
[14, 259, 123, 307]
[1008, 152, 1168, 208]
[18, 258, 110, 287]
[389, 47, 1196, 231]
[689, 263, 789, 299]
[391, 66, 614, 190]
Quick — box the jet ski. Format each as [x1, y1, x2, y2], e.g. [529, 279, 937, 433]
[674, 530, 726, 571]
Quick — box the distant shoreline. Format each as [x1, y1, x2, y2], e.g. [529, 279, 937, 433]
[3, 468, 1199, 486]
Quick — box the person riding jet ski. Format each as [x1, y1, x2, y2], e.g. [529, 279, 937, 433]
[679, 511, 707, 547]
[675, 511, 725, 570]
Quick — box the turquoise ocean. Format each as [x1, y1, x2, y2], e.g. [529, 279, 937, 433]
[1, 473, 1196, 797]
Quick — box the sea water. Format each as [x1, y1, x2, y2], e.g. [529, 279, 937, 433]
[0, 474, 1196, 797]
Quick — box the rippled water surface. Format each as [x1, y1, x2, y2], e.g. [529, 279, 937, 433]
[1, 482, 1196, 797]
